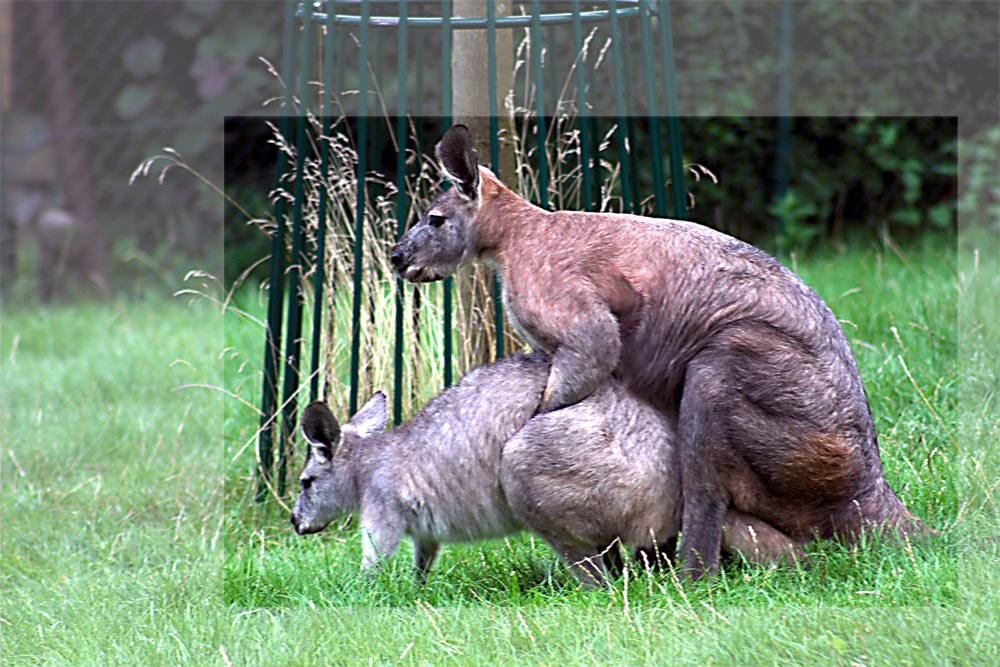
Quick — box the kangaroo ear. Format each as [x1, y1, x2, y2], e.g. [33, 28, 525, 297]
[435, 124, 480, 200]
[348, 391, 389, 439]
[300, 401, 341, 462]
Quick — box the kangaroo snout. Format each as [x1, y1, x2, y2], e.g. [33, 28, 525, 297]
[389, 241, 447, 283]
[389, 242, 425, 281]
[290, 510, 323, 536]
[290, 510, 312, 535]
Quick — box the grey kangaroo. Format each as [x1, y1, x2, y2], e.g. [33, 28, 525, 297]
[390, 125, 926, 579]
[290, 353, 800, 586]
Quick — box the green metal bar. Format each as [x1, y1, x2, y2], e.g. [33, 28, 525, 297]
[392, 0, 409, 425]
[546, 14, 559, 134]
[571, 0, 593, 212]
[608, 0, 633, 212]
[415, 3, 424, 120]
[410, 3, 425, 388]
[335, 4, 346, 113]
[621, 19, 641, 213]
[774, 0, 794, 237]
[531, 0, 548, 209]
[585, 25, 601, 210]
[256, 0, 298, 503]
[310, 2, 337, 404]
[276, 2, 316, 497]
[656, 0, 687, 219]
[487, 0, 504, 360]
[348, 0, 371, 415]
[442, 0, 453, 388]
[638, 0, 667, 217]
[373, 11, 385, 172]
[487, 1, 499, 174]
[304, 5, 646, 29]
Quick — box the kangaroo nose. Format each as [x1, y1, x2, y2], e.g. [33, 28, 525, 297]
[390, 247, 405, 268]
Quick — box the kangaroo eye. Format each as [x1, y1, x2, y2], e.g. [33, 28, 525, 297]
[301, 477, 313, 491]
[427, 214, 447, 228]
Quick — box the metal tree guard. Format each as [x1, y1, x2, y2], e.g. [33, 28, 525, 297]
[255, 0, 689, 501]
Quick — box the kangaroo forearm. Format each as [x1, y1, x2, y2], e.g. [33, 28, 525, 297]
[541, 337, 620, 412]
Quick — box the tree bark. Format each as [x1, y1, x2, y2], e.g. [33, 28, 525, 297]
[2, 1, 18, 293]
[32, 1, 107, 294]
[451, 0, 519, 369]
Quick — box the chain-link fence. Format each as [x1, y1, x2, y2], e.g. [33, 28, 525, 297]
[5, 1, 996, 306]
[1, 0, 283, 300]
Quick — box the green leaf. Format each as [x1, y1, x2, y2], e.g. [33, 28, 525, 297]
[185, 0, 220, 17]
[879, 123, 900, 148]
[901, 169, 922, 202]
[196, 34, 228, 60]
[169, 11, 203, 39]
[890, 208, 922, 226]
[929, 204, 954, 228]
[122, 37, 165, 78]
[230, 26, 271, 63]
[931, 162, 958, 177]
[114, 84, 156, 119]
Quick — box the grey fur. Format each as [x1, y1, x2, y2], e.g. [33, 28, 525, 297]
[391, 125, 925, 579]
[291, 353, 800, 586]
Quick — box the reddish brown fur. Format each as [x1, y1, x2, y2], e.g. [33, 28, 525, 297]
[784, 434, 863, 496]
[392, 127, 928, 578]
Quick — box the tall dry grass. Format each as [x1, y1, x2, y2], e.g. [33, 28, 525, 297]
[133, 23, 712, 501]
[264, 25, 643, 432]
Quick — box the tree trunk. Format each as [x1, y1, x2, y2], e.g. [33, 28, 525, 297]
[32, 1, 107, 294]
[451, 0, 519, 370]
[1, 1, 17, 293]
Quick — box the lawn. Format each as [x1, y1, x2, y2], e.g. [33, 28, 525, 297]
[2, 235, 998, 666]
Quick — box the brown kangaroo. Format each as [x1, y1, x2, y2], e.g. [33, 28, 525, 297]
[391, 125, 927, 579]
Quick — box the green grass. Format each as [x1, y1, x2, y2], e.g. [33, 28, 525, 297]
[1, 294, 225, 665]
[3, 236, 998, 666]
